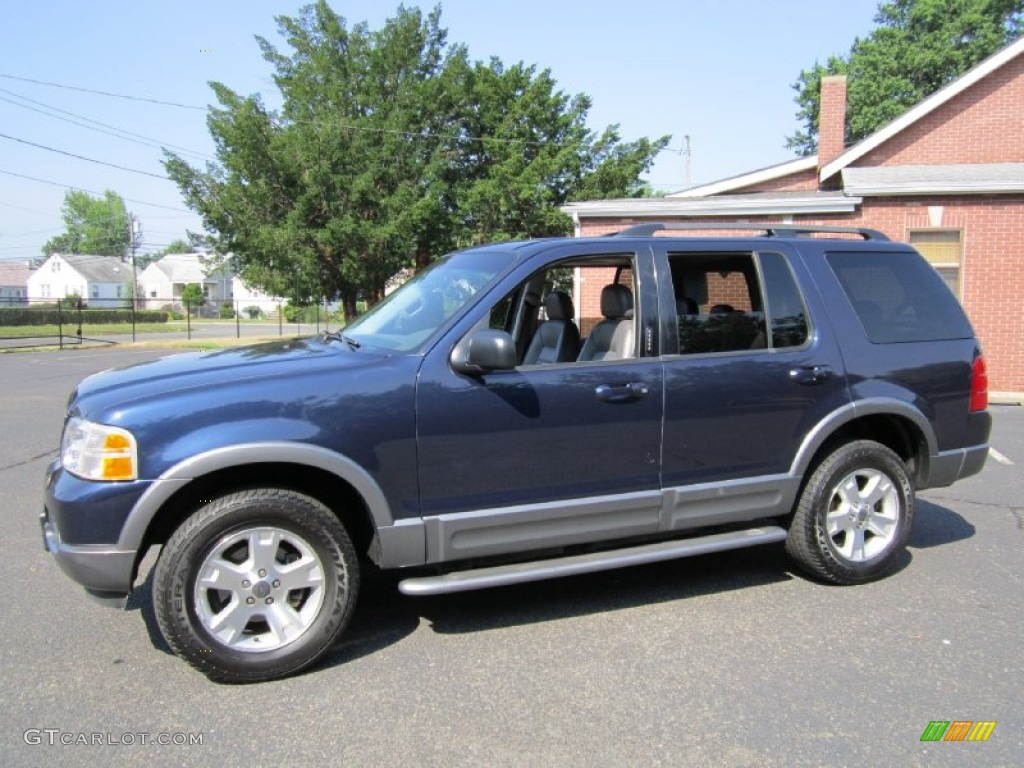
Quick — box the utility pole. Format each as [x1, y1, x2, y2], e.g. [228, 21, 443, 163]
[127, 213, 141, 341]
[684, 135, 692, 188]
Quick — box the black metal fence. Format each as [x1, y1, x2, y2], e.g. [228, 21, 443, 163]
[0, 297, 343, 350]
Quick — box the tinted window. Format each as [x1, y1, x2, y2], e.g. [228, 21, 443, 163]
[826, 251, 973, 343]
[760, 252, 809, 349]
[669, 252, 766, 354]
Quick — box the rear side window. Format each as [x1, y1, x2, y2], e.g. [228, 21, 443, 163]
[760, 252, 809, 349]
[669, 252, 766, 354]
[826, 251, 973, 343]
[668, 251, 811, 355]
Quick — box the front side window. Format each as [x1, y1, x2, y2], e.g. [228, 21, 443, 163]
[484, 255, 638, 366]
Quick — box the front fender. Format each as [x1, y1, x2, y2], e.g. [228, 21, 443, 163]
[118, 442, 397, 551]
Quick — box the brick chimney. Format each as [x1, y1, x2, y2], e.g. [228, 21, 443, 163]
[818, 75, 847, 171]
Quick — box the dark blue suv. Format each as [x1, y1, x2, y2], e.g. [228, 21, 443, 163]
[42, 224, 991, 682]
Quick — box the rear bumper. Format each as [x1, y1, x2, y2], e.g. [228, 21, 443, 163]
[40, 505, 134, 608]
[922, 443, 989, 489]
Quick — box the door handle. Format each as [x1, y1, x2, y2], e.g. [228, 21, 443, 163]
[595, 381, 651, 403]
[789, 365, 833, 385]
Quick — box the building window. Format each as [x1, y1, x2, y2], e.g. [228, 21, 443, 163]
[909, 229, 962, 298]
[92, 285, 100, 298]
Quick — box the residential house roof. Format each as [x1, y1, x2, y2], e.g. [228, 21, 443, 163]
[842, 163, 1024, 196]
[0, 262, 33, 287]
[564, 191, 860, 221]
[144, 253, 229, 284]
[623, 35, 1024, 204]
[667, 157, 818, 199]
[821, 35, 1024, 180]
[59, 254, 132, 283]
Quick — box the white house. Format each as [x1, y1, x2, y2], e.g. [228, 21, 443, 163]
[138, 253, 233, 311]
[27, 254, 133, 307]
[0, 261, 32, 306]
[139, 253, 283, 315]
[231, 276, 284, 316]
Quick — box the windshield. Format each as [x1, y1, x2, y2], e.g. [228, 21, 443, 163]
[343, 250, 513, 352]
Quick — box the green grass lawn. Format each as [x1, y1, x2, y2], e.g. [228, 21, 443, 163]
[0, 323, 180, 337]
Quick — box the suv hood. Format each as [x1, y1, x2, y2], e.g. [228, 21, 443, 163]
[70, 337, 387, 416]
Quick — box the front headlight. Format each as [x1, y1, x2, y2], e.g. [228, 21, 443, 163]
[61, 417, 138, 481]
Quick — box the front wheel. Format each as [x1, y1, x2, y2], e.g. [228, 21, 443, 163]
[153, 489, 359, 683]
[786, 440, 914, 585]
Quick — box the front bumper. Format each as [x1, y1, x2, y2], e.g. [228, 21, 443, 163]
[40, 505, 135, 607]
[41, 459, 145, 607]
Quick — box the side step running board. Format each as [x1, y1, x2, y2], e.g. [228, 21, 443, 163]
[398, 526, 787, 596]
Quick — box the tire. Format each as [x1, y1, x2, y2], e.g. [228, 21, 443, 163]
[153, 489, 359, 683]
[786, 440, 914, 585]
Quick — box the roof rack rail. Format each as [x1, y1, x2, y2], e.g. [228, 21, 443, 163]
[612, 222, 890, 241]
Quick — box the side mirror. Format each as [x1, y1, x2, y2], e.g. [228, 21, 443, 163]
[451, 329, 517, 375]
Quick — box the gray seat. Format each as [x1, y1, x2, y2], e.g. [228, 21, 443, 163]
[522, 291, 581, 364]
[578, 284, 635, 362]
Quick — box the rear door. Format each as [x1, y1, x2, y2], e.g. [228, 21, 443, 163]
[656, 242, 850, 528]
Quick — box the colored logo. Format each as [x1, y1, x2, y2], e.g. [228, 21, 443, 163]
[920, 721, 996, 742]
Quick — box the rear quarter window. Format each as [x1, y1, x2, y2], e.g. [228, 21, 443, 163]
[826, 250, 973, 343]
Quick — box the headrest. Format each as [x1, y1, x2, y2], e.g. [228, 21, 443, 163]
[544, 291, 574, 322]
[677, 297, 698, 315]
[601, 284, 633, 319]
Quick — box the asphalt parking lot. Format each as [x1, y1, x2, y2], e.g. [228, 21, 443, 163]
[2, 346, 1021, 767]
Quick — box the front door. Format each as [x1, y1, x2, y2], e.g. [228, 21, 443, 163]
[415, 249, 665, 563]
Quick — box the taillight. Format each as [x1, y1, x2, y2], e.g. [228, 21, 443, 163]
[970, 355, 988, 412]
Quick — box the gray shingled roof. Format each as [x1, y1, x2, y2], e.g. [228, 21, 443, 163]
[0, 263, 33, 287]
[145, 253, 229, 283]
[61, 254, 132, 283]
[842, 163, 1024, 195]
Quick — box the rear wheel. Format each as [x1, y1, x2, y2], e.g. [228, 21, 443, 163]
[786, 440, 913, 585]
[153, 488, 359, 683]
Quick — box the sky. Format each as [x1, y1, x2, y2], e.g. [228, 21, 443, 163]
[0, 0, 882, 261]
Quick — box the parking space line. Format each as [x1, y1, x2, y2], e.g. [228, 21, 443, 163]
[989, 447, 1014, 466]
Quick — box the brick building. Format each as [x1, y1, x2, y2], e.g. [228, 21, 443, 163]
[562, 36, 1024, 396]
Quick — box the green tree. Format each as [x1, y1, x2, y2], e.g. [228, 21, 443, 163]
[158, 238, 194, 255]
[442, 57, 667, 248]
[180, 283, 205, 315]
[41, 189, 132, 257]
[164, 2, 668, 319]
[786, 0, 1024, 155]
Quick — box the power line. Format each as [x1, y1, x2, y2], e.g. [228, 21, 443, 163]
[0, 169, 189, 212]
[0, 89, 214, 161]
[0, 72, 206, 111]
[0, 132, 170, 180]
[2, 71, 686, 154]
[0, 200, 57, 217]
[0, 227, 62, 237]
